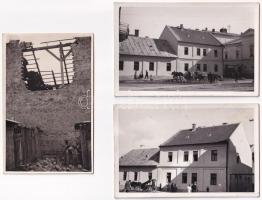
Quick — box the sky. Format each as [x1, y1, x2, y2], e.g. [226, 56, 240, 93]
[118, 105, 256, 156]
[121, 3, 258, 38]
[5, 33, 88, 85]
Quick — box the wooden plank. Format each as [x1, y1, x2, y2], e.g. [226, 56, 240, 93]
[22, 43, 72, 52]
[52, 70, 57, 88]
[45, 49, 60, 61]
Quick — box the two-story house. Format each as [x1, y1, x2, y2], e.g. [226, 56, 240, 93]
[223, 29, 254, 78]
[159, 24, 224, 76]
[119, 30, 177, 80]
[119, 123, 253, 192]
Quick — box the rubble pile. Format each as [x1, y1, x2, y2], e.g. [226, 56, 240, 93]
[24, 157, 87, 172]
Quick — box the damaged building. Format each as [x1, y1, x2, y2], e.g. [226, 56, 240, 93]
[5, 35, 93, 172]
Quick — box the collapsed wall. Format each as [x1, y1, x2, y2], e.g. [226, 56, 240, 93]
[6, 37, 92, 156]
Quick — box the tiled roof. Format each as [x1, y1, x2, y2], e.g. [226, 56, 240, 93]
[168, 26, 222, 46]
[160, 123, 239, 147]
[119, 148, 159, 167]
[119, 36, 177, 58]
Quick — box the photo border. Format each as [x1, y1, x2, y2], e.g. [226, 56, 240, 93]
[114, 1, 260, 97]
[2, 33, 95, 175]
[114, 103, 260, 198]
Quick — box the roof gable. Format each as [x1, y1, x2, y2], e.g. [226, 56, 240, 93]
[119, 148, 159, 167]
[168, 26, 222, 46]
[160, 123, 239, 147]
[119, 36, 177, 58]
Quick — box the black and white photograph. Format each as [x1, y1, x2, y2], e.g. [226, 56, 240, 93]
[4, 33, 93, 173]
[115, 2, 259, 96]
[114, 104, 259, 197]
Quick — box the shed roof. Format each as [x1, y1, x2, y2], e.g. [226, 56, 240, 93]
[160, 123, 239, 147]
[119, 36, 177, 58]
[119, 148, 159, 167]
[168, 25, 222, 46]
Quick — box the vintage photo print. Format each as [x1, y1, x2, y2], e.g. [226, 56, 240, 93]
[114, 2, 259, 96]
[114, 104, 259, 198]
[3, 33, 94, 173]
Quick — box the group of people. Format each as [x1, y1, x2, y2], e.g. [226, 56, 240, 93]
[187, 182, 198, 192]
[64, 140, 82, 167]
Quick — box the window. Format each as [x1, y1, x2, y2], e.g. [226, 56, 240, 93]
[184, 151, 189, 161]
[252, 152, 254, 162]
[250, 45, 254, 57]
[236, 50, 239, 59]
[134, 61, 139, 71]
[182, 173, 187, 184]
[193, 151, 198, 161]
[236, 153, 240, 163]
[203, 49, 207, 56]
[197, 64, 201, 71]
[214, 49, 218, 57]
[168, 152, 173, 162]
[167, 172, 172, 183]
[203, 64, 207, 72]
[123, 171, 127, 180]
[149, 62, 154, 71]
[225, 51, 228, 59]
[184, 63, 189, 71]
[214, 64, 218, 72]
[197, 48, 201, 56]
[119, 61, 124, 71]
[210, 173, 217, 185]
[134, 172, 138, 181]
[148, 172, 152, 180]
[184, 47, 189, 55]
[166, 63, 171, 71]
[191, 173, 197, 184]
[211, 150, 217, 161]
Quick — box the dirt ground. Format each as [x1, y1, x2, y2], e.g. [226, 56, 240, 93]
[119, 79, 254, 92]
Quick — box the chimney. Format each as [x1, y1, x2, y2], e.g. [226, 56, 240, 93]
[180, 24, 184, 29]
[135, 29, 139, 37]
[205, 27, 208, 31]
[192, 123, 197, 131]
[220, 28, 227, 33]
[212, 28, 215, 32]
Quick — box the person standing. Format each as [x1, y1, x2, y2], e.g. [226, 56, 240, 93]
[187, 184, 192, 193]
[145, 70, 149, 79]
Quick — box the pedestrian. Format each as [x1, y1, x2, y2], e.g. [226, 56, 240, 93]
[187, 184, 192, 193]
[192, 182, 197, 192]
[145, 70, 149, 79]
[206, 187, 210, 192]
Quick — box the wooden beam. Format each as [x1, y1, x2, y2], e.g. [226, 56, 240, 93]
[64, 49, 72, 58]
[22, 43, 72, 52]
[60, 44, 70, 84]
[45, 49, 60, 61]
[52, 70, 57, 88]
[32, 50, 42, 80]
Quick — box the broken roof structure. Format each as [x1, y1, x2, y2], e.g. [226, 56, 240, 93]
[119, 36, 177, 58]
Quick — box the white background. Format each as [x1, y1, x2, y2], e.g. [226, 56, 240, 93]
[0, 0, 261, 200]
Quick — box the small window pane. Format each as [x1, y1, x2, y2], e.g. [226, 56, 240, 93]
[149, 62, 154, 71]
[166, 63, 171, 71]
[134, 61, 139, 71]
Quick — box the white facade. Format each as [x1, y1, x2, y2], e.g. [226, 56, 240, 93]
[119, 124, 253, 192]
[160, 26, 224, 76]
[119, 55, 177, 79]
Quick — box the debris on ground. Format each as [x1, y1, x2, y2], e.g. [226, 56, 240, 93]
[23, 157, 87, 172]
